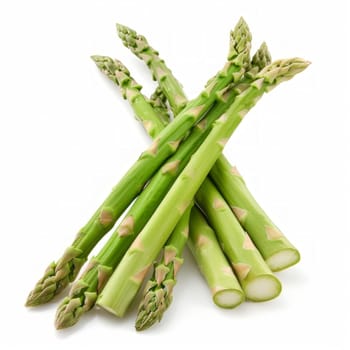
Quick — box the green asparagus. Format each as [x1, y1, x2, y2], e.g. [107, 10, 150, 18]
[96, 57, 309, 317]
[118, 26, 299, 272]
[26, 17, 251, 306]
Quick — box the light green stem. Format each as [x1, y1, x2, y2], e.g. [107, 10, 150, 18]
[188, 207, 244, 308]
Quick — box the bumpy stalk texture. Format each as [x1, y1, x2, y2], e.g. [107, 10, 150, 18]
[27, 18, 252, 306]
[188, 207, 244, 308]
[97, 57, 309, 317]
[210, 156, 300, 271]
[135, 206, 192, 331]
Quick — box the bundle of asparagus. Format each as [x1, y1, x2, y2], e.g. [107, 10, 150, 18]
[26, 18, 309, 332]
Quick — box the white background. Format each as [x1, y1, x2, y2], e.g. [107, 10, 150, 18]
[0, 0, 349, 348]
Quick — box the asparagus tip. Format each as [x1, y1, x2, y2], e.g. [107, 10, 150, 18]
[228, 17, 252, 65]
[90, 55, 101, 62]
[55, 297, 83, 330]
[25, 261, 65, 307]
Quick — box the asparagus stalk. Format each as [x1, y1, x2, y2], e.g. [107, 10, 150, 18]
[117, 24, 187, 115]
[210, 157, 300, 271]
[135, 205, 192, 331]
[54, 57, 242, 329]
[96, 57, 309, 317]
[196, 179, 281, 301]
[26, 17, 251, 306]
[120, 25, 300, 273]
[188, 207, 244, 308]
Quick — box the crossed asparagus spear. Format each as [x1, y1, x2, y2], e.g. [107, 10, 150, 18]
[25, 18, 309, 331]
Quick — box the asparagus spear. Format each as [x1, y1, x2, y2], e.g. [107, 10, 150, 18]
[119, 24, 300, 273]
[188, 207, 244, 308]
[196, 178, 281, 301]
[135, 205, 192, 331]
[210, 157, 300, 271]
[54, 58, 241, 329]
[26, 17, 251, 306]
[96, 57, 309, 317]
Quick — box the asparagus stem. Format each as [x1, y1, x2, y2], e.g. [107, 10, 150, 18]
[196, 179, 281, 301]
[188, 207, 244, 308]
[117, 24, 187, 115]
[210, 157, 300, 271]
[135, 205, 192, 331]
[96, 57, 309, 317]
[26, 17, 252, 307]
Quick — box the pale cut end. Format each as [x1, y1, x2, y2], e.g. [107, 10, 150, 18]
[245, 275, 282, 302]
[213, 289, 244, 309]
[266, 249, 300, 272]
[96, 302, 120, 317]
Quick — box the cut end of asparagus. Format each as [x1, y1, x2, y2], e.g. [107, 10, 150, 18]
[96, 299, 121, 318]
[245, 275, 282, 302]
[266, 248, 300, 272]
[97, 285, 136, 318]
[213, 289, 244, 309]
